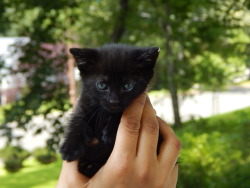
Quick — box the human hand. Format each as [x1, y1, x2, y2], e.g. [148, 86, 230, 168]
[56, 93, 181, 188]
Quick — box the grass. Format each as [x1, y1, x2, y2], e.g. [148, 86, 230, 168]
[0, 158, 62, 188]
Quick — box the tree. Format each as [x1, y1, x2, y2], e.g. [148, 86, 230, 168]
[138, 0, 250, 127]
[0, 0, 132, 151]
[0, 0, 249, 150]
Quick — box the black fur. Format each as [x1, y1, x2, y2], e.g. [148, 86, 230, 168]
[60, 44, 160, 177]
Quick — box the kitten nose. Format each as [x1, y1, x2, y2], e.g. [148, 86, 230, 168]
[109, 98, 120, 105]
[109, 92, 120, 105]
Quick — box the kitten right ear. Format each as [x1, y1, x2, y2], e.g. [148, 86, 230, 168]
[69, 48, 99, 72]
[134, 47, 160, 69]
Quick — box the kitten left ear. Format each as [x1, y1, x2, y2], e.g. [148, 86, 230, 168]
[135, 47, 160, 68]
[69, 48, 99, 72]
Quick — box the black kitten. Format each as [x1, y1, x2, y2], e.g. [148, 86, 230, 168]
[60, 44, 159, 177]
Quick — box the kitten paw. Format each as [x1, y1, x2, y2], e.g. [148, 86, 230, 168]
[61, 150, 82, 162]
[78, 143, 113, 177]
[60, 145, 84, 162]
[78, 161, 101, 178]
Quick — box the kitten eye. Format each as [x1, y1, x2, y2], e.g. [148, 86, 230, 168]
[123, 83, 135, 91]
[96, 82, 108, 90]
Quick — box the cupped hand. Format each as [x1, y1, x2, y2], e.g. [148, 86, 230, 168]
[56, 93, 181, 188]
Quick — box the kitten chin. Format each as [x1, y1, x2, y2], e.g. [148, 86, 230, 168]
[60, 43, 160, 177]
[105, 107, 124, 114]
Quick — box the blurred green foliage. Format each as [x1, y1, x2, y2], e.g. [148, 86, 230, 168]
[0, 146, 30, 173]
[177, 107, 250, 188]
[0, 0, 249, 186]
[33, 147, 57, 165]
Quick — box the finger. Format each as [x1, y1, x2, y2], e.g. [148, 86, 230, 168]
[157, 117, 181, 173]
[137, 97, 159, 158]
[169, 165, 179, 188]
[112, 93, 147, 157]
[56, 162, 68, 188]
[56, 161, 89, 188]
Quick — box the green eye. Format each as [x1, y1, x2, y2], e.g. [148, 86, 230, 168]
[123, 83, 135, 91]
[96, 82, 108, 90]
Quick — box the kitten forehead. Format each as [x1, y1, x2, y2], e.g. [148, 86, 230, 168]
[97, 45, 135, 72]
[96, 44, 159, 72]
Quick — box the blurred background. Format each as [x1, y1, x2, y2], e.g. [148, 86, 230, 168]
[0, 0, 250, 187]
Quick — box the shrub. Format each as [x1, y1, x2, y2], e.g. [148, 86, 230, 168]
[33, 147, 57, 164]
[176, 107, 250, 188]
[0, 145, 30, 173]
[4, 158, 23, 173]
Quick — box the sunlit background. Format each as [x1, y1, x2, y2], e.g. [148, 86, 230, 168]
[0, 0, 250, 187]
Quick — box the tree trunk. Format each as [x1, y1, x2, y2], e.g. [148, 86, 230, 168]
[110, 0, 129, 42]
[160, 5, 182, 127]
[165, 37, 182, 127]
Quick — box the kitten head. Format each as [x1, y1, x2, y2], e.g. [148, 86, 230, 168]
[70, 44, 159, 113]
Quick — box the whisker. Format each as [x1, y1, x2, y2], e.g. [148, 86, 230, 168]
[95, 106, 102, 129]
[86, 106, 101, 126]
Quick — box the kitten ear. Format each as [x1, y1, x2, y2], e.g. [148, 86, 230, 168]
[134, 47, 160, 69]
[69, 48, 99, 71]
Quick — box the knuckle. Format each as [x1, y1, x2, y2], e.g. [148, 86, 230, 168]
[133, 93, 147, 107]
[153, 109, 157, 115]
[134, 97, 145, 107]
[143, 119, 159, 135]
[121, 117, 140, 135]
[172, 137, 182, 151]
[138, 168, 150, 183]
[158, 117, 167, 126]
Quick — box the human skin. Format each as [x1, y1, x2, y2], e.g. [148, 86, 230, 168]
[56, 93, 181, 188]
